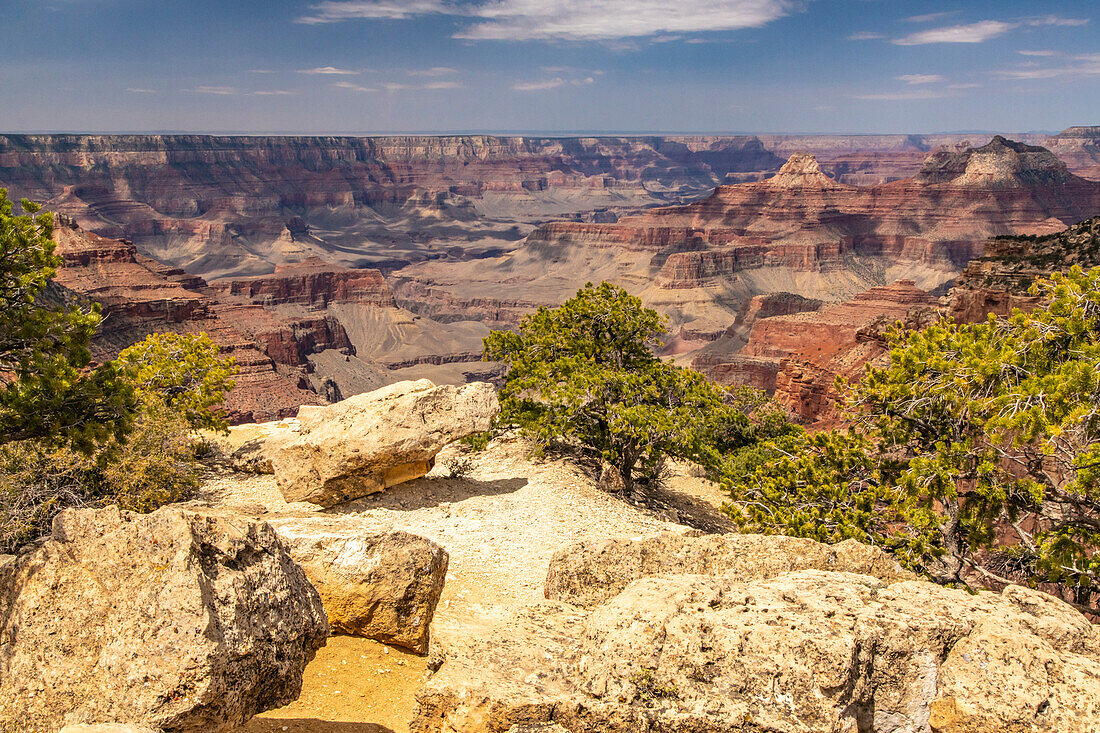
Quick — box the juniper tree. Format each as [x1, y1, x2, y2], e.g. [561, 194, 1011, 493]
[725, 267, 1100, 610]
[485, 282, 756, 489]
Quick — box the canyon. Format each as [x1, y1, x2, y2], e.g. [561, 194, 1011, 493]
[11, 130, 1100, 422]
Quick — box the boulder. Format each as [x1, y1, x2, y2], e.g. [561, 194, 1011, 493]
[544, 531, 915, 607]
[413, 540, 1100, 733]
[270, 379, 499, 507]
[268, 516, 449, 653]
[0, 506, 329, 733]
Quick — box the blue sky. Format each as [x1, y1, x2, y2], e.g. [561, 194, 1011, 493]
[0, 0, 1096, 134]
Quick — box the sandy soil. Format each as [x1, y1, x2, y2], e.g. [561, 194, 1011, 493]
[217, 437, 728, 732]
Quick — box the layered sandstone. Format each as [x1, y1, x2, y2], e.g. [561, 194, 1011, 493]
[949, 215, 1100, 323]
[213, 256, 396, 308]
[50, 217, 326, 421]
[694, 281, 938, 426]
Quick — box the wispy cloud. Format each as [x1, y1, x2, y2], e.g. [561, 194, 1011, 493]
[992, 53, 1100, 80]
[297, 0, 806, 41]
[185, 86, 237, 95]
[298, 0, 447, 24]
[903, 11, 959, 24]
[847, 31, 884, 41]
[407, 66, 458, 76]
[1018, 50, 1058, 56]
[513, 75, 596, 91]
[252, 90, 298, 96]
[851, 89, 951, 101]
[893, 20, 1014, 45]
[125, 88, 159, 94]
[297, 66, 360, 75]
[893, 16, 1089, 46]
[332, 81, 378, 92]
[896, 74, 945, 85]
[423, 80, 463, 89]
[247, 69, 276, 74]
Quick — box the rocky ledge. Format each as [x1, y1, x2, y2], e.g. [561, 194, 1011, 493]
[414, 532, 1100, 733]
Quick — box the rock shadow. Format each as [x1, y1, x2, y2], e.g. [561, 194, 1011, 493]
[242, 721, 394, 733]
[329, 476, 529, 514]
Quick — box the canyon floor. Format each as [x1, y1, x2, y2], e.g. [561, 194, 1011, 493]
[202, 437, 727, 732]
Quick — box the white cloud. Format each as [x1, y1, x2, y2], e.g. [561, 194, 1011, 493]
[247, 69, 276, 74]
[1026, 15, 1089, 28]
[332, 81, 378, 91]
[513, 75, 595, 91]
[892, 15, 1089, 46]
[407, 66, 459, 76]
[514, 78, 566, 91]
[423, 80, 463, 89]
[896, 74, 945, 85]
[125, 88, 158, 94]
[903, 11, 958, 24]
[297, 66, 360, 75]
[185, 86, 237, 95]
[297, 0, 806, 41]
[851, 89, 951, 101]
[893, 20, 1014, 45]
[1018, 50, 1058, 56]
[847, 31, 884, 40]
[992, 53, 1100, 80]
[252, 90, 298, 96]
[298, 1, 448, 24]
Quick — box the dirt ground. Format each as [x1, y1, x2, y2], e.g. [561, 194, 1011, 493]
[220, 437, 729, 732]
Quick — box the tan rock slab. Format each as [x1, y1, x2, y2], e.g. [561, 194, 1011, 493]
[0, 506, 329, 733]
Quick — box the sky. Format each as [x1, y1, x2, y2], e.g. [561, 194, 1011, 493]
[0, 0, 1097, 134]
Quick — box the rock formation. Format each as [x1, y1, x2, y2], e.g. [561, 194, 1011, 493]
[543, 532, 913, 608]
[0, 134, 788, 279]
[0, 505, 329, 732]
[266, 519, 449, 653]
[413, 535, 1100, 733]
[50, 217, 329, 422]
[1044, 126, 1100, 181]
[228, 380, 500, 507]
[948, 215, 1100, 323]
[393, 138, 1100, 393]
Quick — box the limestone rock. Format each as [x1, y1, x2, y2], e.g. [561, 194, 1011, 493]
[271, 379, 499, 507]
[414, 567, 1100, 733]
[544, 531, 915, 607]
[267, 516, 449, 653]
[0, 506, 329, 732]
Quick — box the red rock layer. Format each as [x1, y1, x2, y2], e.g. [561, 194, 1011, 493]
[698, 282, 939, 428]
[50, 217, 325, 422]
[528, 139, 1100, 290]
[213, 257, 396, 308]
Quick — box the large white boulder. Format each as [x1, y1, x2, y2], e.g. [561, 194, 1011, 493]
[261, 379, 498, 507]
[0, 506, 329, 732]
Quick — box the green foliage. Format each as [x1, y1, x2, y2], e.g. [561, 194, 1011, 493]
[485, 282, 765, 488]
[726, 266, 1100, 608]
[118, 331, 238, 432]
[0, 190, 136, 451]
[0, 402, 200, 554]
[0, 196, 240, 552]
